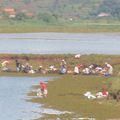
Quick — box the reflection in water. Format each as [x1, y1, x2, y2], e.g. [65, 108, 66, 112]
[0, 77, 70, 120]
[0, 32, 120, 54]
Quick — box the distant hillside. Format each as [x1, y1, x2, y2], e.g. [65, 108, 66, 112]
[0, 0, 120, 22]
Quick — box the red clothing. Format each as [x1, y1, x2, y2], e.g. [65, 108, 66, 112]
[102, 91, 108, 96]
[77, 64, 84, 69]
[40, 82, 47, 91]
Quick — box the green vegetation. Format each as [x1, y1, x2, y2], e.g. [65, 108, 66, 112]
[0, 0, 120, 33]
[1, 0, 120, 20]
[0, 19, 120, 33]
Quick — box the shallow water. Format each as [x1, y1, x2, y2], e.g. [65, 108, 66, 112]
[0, 76, 68, 120]
[0, 32, 120, 54]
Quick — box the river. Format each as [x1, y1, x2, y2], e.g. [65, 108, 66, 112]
[0, 32, 120, 54]
[0, 76, 68, 120]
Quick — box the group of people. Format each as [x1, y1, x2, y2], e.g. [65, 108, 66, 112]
[0, 58, 113, 76]
[0, 59, 67, 74]
[74, 62, 113, 76]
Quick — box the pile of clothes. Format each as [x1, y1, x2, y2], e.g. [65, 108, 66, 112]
[84, 90, 109, 99]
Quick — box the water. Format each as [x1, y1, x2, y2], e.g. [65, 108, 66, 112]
[0, 76, 68, 120]
[0, 32, 120, 54]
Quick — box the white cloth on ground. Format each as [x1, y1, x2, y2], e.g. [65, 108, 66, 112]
[84, 91, 96, 99]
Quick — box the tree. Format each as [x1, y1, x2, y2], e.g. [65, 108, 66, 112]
[37, 12, 58, 23]
[22, 0, 31, 4]
[15, 12, 26, 20]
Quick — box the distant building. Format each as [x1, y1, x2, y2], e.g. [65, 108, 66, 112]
[9, 14, 16, 18]
[98, 12, 110, 17]
[2, 7, 16, 18]
[3, 8, 15, 13]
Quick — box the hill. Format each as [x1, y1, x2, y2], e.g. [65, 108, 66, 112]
[0, 0, 120, 22]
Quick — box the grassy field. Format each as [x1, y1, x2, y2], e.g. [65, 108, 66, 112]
[30, 75, 120, 120]
[0, 20, 120, 33]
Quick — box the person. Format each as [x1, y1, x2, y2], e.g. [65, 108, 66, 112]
[0, 60, 2, 69]
[95, 66, 103, 75]
[49, 65, 57, 73]
[1, 60, 10, 72]
[40, 82, 48, 97]
[96, 86, 109, 98]
[104, 62, 113, 76]
[28, 66, 35, 74]
[60, 59, 67, 74]
[1, 60, 9, 68]
[60, 59, 66, 66]
[24, 62, 31, 73]
[37, 88, 43, 98]
[74, 65, 79, 75]
[15, 59, 21, 72]
[36, 66, 43, 73]
[82, 67, 90, 75]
